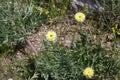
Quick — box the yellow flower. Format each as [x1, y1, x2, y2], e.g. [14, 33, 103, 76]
[115, 24, 118, 29]
[45, 10, 49, 15]
[75, 12, 85, 22]
[40, 8, 44, 13]
[112, 27, 115, 32]
[46, 30, 57, 41]
[83, 67, 94, 78]
[116, 29, 120, 35]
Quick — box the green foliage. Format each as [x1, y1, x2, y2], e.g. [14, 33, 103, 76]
[0, 44, 14, 56]
[38, 0, 70, 18]
[35, 30, 120, 80]
[49, 0, 70, 17]
[90, 0, 120, 32]
[0, 55, 36, 80]
[0, 0, 120, 80]
[0, 0, 48, 46]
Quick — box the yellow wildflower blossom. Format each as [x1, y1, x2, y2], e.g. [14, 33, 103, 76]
[75, 12, 85, 22]
[45, 10, 49, 15]
[116, 29, 120, 35]
[46, 30, 57, 41]
[115, 24, 118, 29]
[83, 67, 94, 78]
[112, 27, 115, 32]
[39, 8, 44, 13]
[112, 24, 120, 35]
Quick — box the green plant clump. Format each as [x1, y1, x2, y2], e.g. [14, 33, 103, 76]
[92, 0, 120, 32]
[35, 30, 120, 80]
[0, 0, 48, 46]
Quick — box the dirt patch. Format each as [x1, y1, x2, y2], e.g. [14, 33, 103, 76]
[23, 16, 82, 55]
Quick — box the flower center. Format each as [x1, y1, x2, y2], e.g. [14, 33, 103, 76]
[50, 34, 53, 37]
[87, 71, 90, 74]
[79, 16, 81, 18]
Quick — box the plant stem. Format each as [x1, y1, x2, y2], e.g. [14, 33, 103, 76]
[26, 39, 38, 56]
